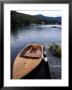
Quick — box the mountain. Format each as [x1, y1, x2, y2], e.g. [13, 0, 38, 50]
[33, 14, 61, 24]
[11, 11, 61, 26]
[34, 14, 46, 19]
[54, 17, 61, 24]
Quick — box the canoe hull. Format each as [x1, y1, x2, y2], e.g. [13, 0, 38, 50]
[13, 44, 44, 79]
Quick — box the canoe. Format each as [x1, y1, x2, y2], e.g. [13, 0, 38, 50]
[13, 44, 44, 79]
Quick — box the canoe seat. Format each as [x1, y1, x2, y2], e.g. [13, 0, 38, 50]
[20, 45, 42, 59]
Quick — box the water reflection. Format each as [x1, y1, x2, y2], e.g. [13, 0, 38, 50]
[11, 25, 61, 61]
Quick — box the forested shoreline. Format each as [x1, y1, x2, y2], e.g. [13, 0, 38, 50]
[11, 11, 61, 26]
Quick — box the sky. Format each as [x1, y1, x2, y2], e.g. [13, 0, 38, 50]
[16, 10, 61, 17]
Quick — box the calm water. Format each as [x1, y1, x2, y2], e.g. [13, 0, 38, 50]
[11, 25, 61, 61]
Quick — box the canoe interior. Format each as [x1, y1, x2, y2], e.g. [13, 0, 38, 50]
[20, 44, 42, 59]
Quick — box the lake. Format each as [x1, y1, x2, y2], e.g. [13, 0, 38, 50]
[11, 25, 61, 61]
[11, 25, 61, 79]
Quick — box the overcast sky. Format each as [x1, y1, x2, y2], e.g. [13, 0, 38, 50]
[16, 10, 61, 17]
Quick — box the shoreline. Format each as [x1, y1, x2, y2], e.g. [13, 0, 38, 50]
[11, 24, 61, 28]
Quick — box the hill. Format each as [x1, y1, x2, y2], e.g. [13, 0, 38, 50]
[11, 11, 61, 26]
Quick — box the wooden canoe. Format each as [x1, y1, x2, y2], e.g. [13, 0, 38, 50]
[13, 44, 44, 79]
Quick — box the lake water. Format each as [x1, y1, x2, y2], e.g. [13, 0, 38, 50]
[11, 25, 61, 61]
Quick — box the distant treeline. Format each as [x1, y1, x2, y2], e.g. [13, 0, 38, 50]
[11, 11, 61, 26]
